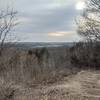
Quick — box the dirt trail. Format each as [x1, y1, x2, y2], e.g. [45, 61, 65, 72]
[14, 71, 100, 100]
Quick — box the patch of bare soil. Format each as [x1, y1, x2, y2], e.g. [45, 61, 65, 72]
[13, 70, 100, 100]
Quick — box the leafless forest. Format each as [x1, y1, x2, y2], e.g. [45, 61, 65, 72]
[0, 0, 100, 100]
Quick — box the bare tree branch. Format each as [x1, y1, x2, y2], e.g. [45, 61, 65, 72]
[76, 0, 100, 42]
[0, 8, 17, 53]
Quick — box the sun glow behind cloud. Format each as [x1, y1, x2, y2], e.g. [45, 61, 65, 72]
[48, 31, 74, 37]
[76, 1, 86, 10]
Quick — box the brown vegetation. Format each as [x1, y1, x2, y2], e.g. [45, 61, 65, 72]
[70, 42, 100, 69]
[0, 43, 100, 100]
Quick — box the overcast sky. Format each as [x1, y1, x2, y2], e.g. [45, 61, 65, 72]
[0, 0, 83, 42]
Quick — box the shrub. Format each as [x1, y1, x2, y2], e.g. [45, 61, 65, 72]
[0, 79, 16, 100]
[70, 42, 100, 69]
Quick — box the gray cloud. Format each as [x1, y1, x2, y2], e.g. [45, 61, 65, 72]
[0, 0, 81, 42]
[16, 2, 79, 33]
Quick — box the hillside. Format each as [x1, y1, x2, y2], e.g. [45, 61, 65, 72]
[1, 70, 100, 100]
[0, 46, 100, 100]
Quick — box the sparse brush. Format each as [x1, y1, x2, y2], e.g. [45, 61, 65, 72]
[0, 79, 16, 100]
[70, 42, 100, 69]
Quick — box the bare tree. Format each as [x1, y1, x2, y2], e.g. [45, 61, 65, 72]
[76, 0, 100, 41]
[0, 8, 17, 52]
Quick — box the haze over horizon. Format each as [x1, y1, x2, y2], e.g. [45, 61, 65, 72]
[0, 0, 85, 42]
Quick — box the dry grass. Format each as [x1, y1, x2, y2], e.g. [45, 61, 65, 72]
[0, 78, 16, 100]
[7, 70, 100, 100]
[0, 47, 100, 99]
[0, 47, 74, 84]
